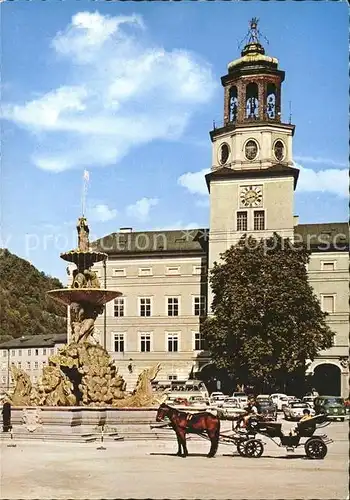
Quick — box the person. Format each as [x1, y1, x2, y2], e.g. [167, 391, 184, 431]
[300, 408, 312, 422]
[235, 399, 259, 430]
[2, 400, 12, 432]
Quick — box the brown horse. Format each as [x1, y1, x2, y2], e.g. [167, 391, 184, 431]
[156, 403, 220, 458]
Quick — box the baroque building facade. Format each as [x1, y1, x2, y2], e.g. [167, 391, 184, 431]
[90, 23, 348, 398]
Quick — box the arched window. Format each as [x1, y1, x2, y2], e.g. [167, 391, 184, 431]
[266, 83, 276, 119]
[246, 83, 259, 119]
[229, 86, 238, 122]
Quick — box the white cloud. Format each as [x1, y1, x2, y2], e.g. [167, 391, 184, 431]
[88, 204, 118, 222]
[294, 162, 348, 198]
[178, 168, 210, 196]
[294, 155, 347, 168]
[126, 197, 159, 221]
[2, 11, 216, 172]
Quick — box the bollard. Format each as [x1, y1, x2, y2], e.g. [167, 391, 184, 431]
[7, 426, 16, 448]
[97, 424, 106, 450]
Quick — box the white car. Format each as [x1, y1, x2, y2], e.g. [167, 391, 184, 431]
[271, 393, 290, 411]
[302, 396, 316, 408]
[232, 392, 248, 407]
[210, 392, 226, 407]
[283, 402, 315, 421]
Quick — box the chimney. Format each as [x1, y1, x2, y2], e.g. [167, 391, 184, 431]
[293, 215, 299, 227]
[119, 227, 133, 233]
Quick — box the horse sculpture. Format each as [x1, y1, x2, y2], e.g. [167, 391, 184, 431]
[156, 403, 220, 458]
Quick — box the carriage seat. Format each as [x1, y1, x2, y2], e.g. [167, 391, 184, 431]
[295, 414, 326, 437]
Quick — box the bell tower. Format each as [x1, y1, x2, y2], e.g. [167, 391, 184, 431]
[206, 19, 300, 294]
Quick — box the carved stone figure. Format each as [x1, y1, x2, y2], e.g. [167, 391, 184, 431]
[22, 407, 43, 432]
[36, 366, 76, 406]
[77, 217, 90, 251]
[70, 302, 104, 343]
[9, 365, 33, 406]
[113, 363, 162, 407]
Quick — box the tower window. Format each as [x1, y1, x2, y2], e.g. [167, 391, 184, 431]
[273, 140, 285, 161]
[229, 86, 238, 122]
[266, 83, 277, 119]
[237, 212, 248, 232]
[245, 82, 259, 119]
[244, 140, 258, 160]
[254, 211, 265, 231]
[219, 143, 230, 165]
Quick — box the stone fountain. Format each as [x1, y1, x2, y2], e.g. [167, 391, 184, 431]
[8, 217, 163, 410]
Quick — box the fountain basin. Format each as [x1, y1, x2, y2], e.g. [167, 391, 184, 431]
[47, 288, 121, 306]
[60, 250, 107, 267]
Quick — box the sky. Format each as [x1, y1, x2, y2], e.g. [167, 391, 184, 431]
[1, 1, 348, 282]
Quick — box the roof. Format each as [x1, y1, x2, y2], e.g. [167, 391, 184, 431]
[92, 229, 208, 257]
[0, 333, 67, 349]
[294, 223, 349, 251]
[205, 164, 300, 191]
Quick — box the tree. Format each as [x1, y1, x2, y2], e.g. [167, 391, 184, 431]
[201, 234, 334, 392]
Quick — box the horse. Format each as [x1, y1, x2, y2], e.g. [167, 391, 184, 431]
[156, 403, 220, 458]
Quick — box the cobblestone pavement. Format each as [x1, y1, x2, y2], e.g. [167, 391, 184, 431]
[0, 421, 348, 499]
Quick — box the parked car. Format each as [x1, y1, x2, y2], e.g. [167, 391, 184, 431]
[187, 395, 209, 406]
[232, 392, 248, 407]
[210, 392, 226, 407]
[271, 393, 289, 411]
[313, 396, 346, 421]
[283, 402, 315, 421]
[256, 395, 277, 420]
[302, 395, 316, 408]
[220, 399, 245, 419]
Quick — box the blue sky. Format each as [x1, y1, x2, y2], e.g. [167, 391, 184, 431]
[1, 1, 348, 281]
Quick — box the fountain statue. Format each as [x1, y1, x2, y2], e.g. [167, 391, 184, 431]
[9, 215, 162, 407]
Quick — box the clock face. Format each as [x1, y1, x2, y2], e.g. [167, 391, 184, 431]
[244, 140, 259, 161]
[240, 186, 263, 208]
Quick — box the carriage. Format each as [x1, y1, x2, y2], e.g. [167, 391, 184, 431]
[154, 404, 333, 460]
[220, 414, 333, 459]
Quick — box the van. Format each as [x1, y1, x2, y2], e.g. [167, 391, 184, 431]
[313, 396, 346, 421]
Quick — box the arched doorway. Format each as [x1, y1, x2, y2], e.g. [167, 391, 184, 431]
[313, 364, 341, 396]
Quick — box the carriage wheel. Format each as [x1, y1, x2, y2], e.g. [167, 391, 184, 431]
[244, 439, 264, 458]
[305, 438, 327, 459]
[236, 441, 247, 457]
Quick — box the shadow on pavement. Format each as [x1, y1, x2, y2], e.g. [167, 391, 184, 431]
[150, 452, 216, 457]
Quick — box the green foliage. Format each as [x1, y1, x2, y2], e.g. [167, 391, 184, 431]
[0, 249, 66, 342]
[201, 234, 334, 389]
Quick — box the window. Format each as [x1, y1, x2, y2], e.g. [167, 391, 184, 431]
[2, 351, 6, 357]
[18, 349, 22, 357]
[168, 375, 178, 381]
[192, 265, 202, 275]
[166, 266, 180, 276]
[11, 350, 15, 356]
[34, 362, 39, 369]
[114, 268, 126, 277]
[254, 211, 265, 231]
[167, 333, 179, 352]
[139, 298, 152, 317]
[139, 267, 152, 276]
[43, 348, 46, 355]
[113, 333, 125, 353]
[35, 349, 39, 356]
[50, 349, 54, 355]
[140, 333, 151, 352]
[33, 375, 37, 383]
[18, 361, 22, 369]
[42, 361, 46, 367]
[321, 295, 335, 313]
[193, 332, 206, 351]
[28, 349, 31, 356]
[167, 297, 179, 317]
[237, 211, 248, 231]
[321, 262, 335, 271]
[193, 296, 206, 316]
[27, 362, 31, 370]
[114, 298, 125, 317]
